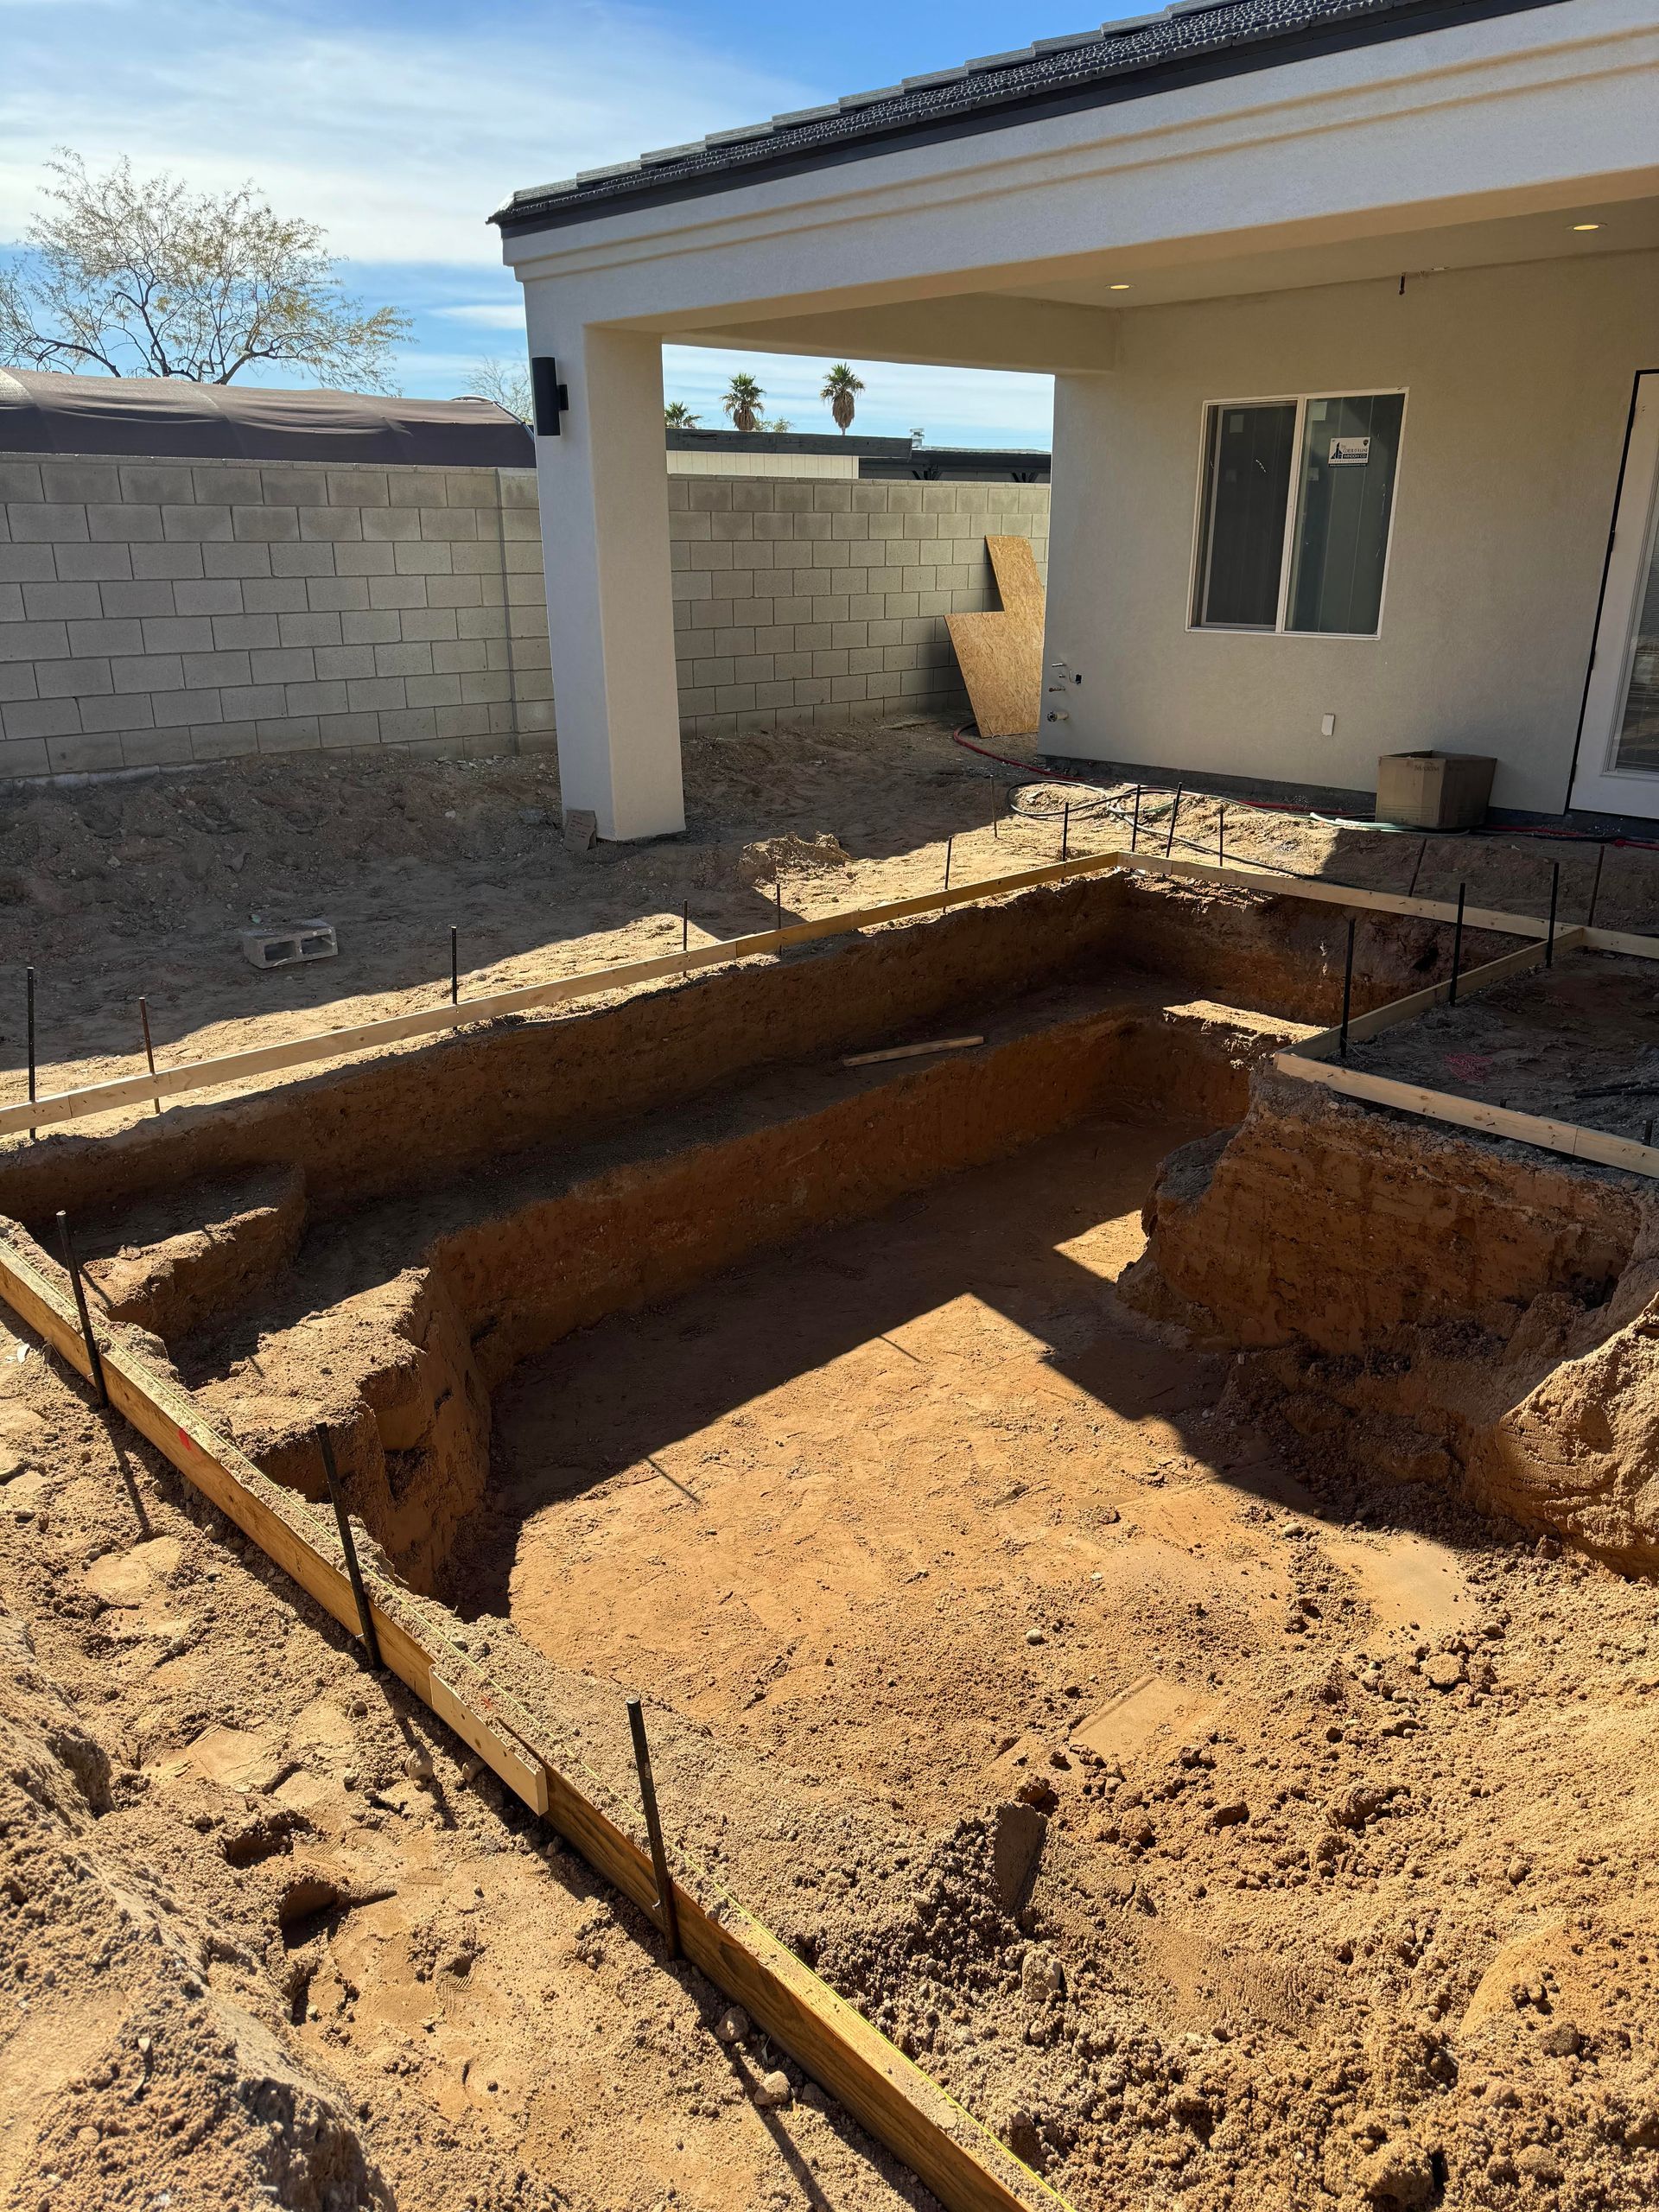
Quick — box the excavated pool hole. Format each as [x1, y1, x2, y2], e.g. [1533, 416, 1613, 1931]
[10, 866, 1618, 2202]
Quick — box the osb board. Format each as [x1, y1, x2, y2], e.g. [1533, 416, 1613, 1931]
[948, 535, 1045, 740]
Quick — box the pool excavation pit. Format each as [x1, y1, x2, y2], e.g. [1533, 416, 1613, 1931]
[7, 853, 1659, 2212]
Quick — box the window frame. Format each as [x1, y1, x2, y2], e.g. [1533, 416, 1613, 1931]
[1186, 387, 1408, 642]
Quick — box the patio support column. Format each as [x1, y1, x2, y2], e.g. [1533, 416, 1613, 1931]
[532, 321, 684, 840]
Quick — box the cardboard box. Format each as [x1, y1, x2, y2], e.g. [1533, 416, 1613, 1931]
[1376, 751, 1496, 830]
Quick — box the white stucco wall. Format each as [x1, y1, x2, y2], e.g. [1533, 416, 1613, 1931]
[1044, 251, 1659, 816]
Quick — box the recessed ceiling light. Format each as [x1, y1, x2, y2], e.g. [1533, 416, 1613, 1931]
[1109, 282, 1131, 291]
[1573, 222, 1601, 232]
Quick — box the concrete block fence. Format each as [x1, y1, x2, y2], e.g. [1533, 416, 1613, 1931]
[0, 454, 1048, 779]
[668, 474, 1050, 738]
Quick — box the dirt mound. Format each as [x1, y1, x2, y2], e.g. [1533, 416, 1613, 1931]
[738, 831, 853, 885]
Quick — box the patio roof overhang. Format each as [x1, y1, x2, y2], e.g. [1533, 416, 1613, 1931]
[493, 0, 1659, 839]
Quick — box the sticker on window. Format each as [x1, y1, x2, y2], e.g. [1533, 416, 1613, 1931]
[1328, 435, 1371, 466]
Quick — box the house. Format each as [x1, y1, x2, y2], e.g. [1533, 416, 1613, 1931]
[493, 0, 1659, 841]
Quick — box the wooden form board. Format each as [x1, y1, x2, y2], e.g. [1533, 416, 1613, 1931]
[1269, 926, 1659, 1182]
[6, 844, 1656, 1144]
[946, 534, 1045, 740]
[0, 1221, 1069, 2212]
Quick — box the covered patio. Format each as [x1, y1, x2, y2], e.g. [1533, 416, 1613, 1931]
[494, 0, 1659, 841]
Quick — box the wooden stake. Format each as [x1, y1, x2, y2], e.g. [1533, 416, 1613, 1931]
[316, 1425, 383, 1672]
[55, 1211, 107, 1408]
[138, 996, 161, 1118]
[842, 1036, 983, 1068]
[626, 1695, 680, 1959]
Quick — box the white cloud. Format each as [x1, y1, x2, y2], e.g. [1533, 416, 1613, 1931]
[0, 0, 815, 264]
[431, 304, 529, 328]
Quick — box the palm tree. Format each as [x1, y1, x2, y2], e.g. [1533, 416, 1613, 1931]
[722, 372, 764, 432]
[821, 362, 865, 434]
[664, 399, 700, 427]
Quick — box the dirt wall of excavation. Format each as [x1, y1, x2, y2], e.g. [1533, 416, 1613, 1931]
[1131, 1071, 1659, 1572]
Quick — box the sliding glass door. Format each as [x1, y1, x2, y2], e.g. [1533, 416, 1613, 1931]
[1573, 374, 1659, 817]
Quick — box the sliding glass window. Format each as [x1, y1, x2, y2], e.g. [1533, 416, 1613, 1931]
[1192, 391, 1405, 638]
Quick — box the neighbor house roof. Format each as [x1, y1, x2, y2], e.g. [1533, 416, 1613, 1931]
[493, 0, 1560, 236]
[0, 369, 534, 467]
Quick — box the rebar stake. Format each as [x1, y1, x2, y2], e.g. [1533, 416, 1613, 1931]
[1338, 918, 1357, 1060]
[1164, 785, 1183, 860]
[1587, 844, 1606, 929]
[1448, 883, 1467, 1007]
[681, 902, 689, 956]
[449, 926, 459, 1007]
[1130, 786, 1141, 854]
[1217, 806, 1226, 873]
[56, 1211, 108, 1408]
[1546, 860, 1560, 968]
[26, 966, 36, 1120]
[944, 836, 953, 892]
[1060, 804, 1070, 863]
[138, 995, 161, 1117]
[316, 1426, 383, 1672]
[626, 1695, 681, 1958]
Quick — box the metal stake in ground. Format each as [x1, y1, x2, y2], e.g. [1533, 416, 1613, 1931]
[1587, 843, 1607, 928]
[137, 996, 161, 1118]
[449, 926, 459, 1007]
[315, 1425, 384, 1672]
[990, 775, 999, 842]
[1338, 917, 1357, 1060]
[1448, 882, 1467, 1007]
[681, 902, 689, 956]
[1217, 805, 1226, 872]
[944, 836, 953, 893]
[26, 965, 36, 1116]
[1546, 860, 1560, 968]
[626, 1694, 681, 1958]
[1060, 804, 1070, 863]
[1130, 785, 1141, 853]
[1164, 786, 1184, 860]
[55, 1211, 108, 1408]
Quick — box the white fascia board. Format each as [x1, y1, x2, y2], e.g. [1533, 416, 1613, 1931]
[503, 0, 1659, 329]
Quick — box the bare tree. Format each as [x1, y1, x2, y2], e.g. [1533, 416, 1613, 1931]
[0, 150, 410, 387]
[465, 356, 534, 423]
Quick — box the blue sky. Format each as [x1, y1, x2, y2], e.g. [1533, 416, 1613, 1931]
[0, 0, 1082, 444]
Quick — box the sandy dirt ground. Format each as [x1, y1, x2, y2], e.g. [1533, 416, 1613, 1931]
[447, 1109, 1659, 2210]
[1349, 956, 1659, 1141]
[0, 1297, 932, 2212]
[4, 725, 1659, 2212]
[2, 721, 1656, 1131]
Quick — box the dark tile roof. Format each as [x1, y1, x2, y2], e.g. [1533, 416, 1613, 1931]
[493, 0, 1559, 237]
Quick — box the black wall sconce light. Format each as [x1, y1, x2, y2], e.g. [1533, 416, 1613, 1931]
[531, 357, 569, 436]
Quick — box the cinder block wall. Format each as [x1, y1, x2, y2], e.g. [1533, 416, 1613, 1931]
[670, 475, 1050, 736]
[0, 456, 550, 779]
[0, 457, 1049, 777]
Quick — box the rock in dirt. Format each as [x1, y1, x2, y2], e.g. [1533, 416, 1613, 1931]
[1423, 1653, 1465, 1689]
[715, 2005, 749, 2044]
[1020, 1948, 1065, 2005]
[1356, 2138, 1436, 2208]
[754, 2069, 792, 2108]
[1015, 1776, 1058, 1814]
[1539, 2019, 1584, 2056]
[992, 1802, 1047, 1911]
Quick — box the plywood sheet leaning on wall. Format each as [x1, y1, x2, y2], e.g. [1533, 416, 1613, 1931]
[947, 534, 1045, 739]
